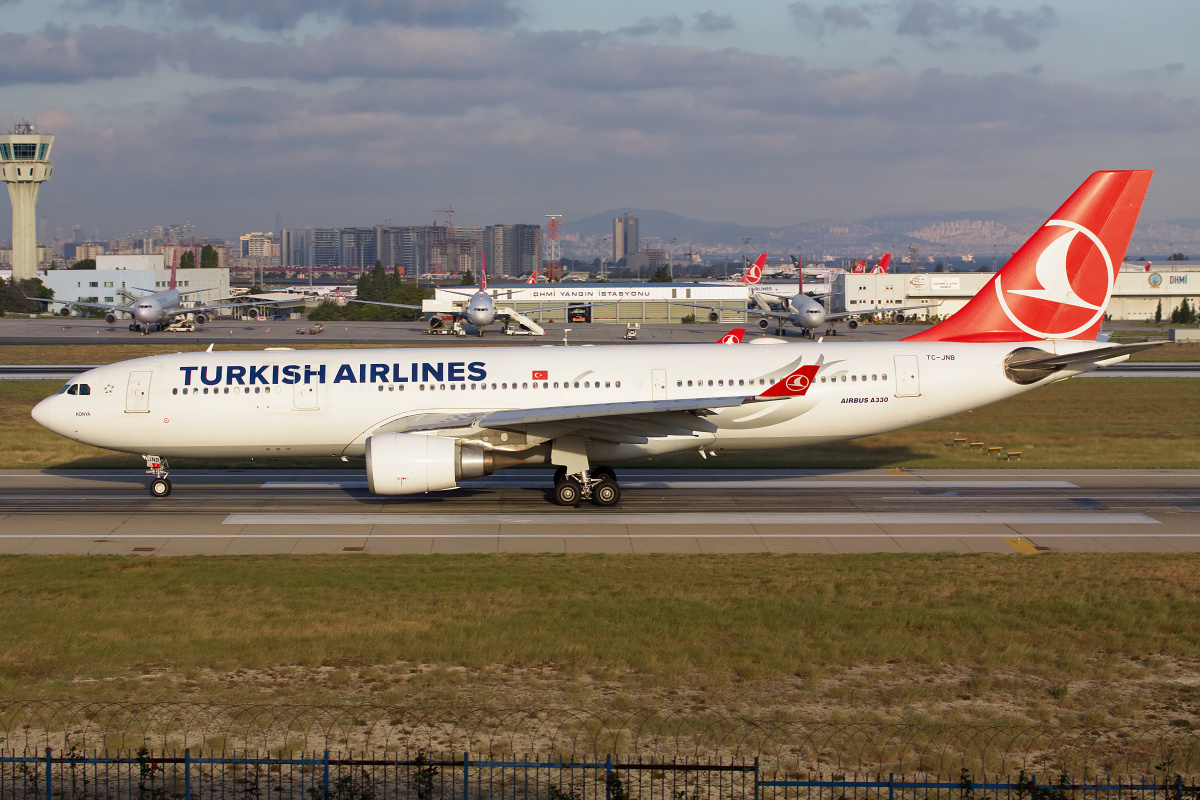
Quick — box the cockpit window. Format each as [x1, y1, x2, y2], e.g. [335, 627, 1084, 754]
[64, 383, 90, 396]
[57, 383, 71, 394]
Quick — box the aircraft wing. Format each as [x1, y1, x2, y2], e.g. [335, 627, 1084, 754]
[183, 298, 291, 315]
[824, 301, 941, 321]
[381, 396, 776, 446]
[672, 301, 796, 322]
[345, 298, 427, 312]
[23, 294, 132, 313]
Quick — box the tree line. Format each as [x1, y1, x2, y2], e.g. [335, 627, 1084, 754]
[308, 262, 431, 321]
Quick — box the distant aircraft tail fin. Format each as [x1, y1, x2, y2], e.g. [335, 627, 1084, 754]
[741, 254, 766, 285]
[872, 254, 891, 274]
[526, 270, 538, 284]
[480, 252, 487, 292]
[905, 170, 1153, 343]
[169, 251, 179, 289]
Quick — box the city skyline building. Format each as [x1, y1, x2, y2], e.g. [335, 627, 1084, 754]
[0, 122, 53, 280]
[613, 212, 639, 265]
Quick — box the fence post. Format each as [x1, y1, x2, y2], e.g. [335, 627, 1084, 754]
[463, 752, 469, 800]
[753, 757, 760, 800]
[185, 749, 191, 800]
[889, 773, 894, 800]
[323, 751, 330, 800]
[1177, 775, 1185, 800]
[45, 747, 52, 800]
[605, 754, 612, 800]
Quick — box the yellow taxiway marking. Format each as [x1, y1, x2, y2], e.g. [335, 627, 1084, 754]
[1002, 536, 1041, 554]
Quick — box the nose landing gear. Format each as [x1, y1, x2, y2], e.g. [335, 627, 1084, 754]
[143, 455, 172, 497]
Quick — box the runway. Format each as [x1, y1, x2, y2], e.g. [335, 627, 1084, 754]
[2, 469, 1197, 555]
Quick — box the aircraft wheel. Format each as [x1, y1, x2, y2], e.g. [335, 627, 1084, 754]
[592, 477, 620, 507]
[553, 478, 581, 507]
[150, 478, 172, 498]
[594, 466, 616, 482]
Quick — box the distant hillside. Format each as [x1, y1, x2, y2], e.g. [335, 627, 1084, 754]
[560, 207, 1196, 258]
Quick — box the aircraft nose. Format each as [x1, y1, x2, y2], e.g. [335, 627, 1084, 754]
[31, 396, 61, 433]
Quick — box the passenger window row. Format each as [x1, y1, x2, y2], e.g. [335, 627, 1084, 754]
[820, 374, 886, 383]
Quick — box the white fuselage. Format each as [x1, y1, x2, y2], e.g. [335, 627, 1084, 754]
[33, 338, 1102, 464]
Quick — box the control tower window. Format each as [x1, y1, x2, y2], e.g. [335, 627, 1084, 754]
[12, 143, 36, 160]
[37, 144, 47, 160]
[0, 144, 9, 160]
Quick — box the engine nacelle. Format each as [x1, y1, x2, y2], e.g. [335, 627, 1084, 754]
[105, 313, 117, 326]
[365, 433, 494, 495]
[847, 319, 859, 330]
[58, 306, 72, 318]
[428, 316, 446, 330]
[193, 313, 208, 326]
[244, 306, 260, 320]
[707, 311, 720, 323]
[756, 318, 771, 330]
[893, 312, 906, 324]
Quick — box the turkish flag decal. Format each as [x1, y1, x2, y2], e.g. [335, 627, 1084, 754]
[532, 370, 548, 380]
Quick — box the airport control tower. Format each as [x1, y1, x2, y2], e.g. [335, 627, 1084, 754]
[0, 122, 53, 281]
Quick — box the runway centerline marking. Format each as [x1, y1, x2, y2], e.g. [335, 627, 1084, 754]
[221, 512, 1157, 526]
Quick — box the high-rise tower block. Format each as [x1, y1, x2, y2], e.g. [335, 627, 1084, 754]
[0, 122, 54, 281]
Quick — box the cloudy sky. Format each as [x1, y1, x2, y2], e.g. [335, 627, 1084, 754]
[2, 0, 1197, 240]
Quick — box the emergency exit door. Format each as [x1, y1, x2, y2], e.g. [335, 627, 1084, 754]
[894, 355, 920, 397]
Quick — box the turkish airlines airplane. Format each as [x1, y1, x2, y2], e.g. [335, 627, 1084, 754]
[27, 258, 271, 332]
[33, 171, 1158, 506]
[691, 253, 930, 336]
[349, 257, 603, 336]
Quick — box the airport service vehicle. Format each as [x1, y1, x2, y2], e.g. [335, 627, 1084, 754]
[691, 254, 932, 336]
[33, 171, 1158, 506]
[349, 257, 603, 337]
[26, 260, 272, 333]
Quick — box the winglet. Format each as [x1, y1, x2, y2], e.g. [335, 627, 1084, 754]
[905, 170, 1153, 343]
[758, 364, 820, 398]
[718, 328, 746, 344]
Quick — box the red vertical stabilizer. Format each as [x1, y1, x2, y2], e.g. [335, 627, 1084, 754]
[905, 170, 1152, 343]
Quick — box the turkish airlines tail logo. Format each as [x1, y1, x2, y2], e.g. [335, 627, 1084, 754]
[741, 254, 766, 285]
[905, 170, 1153, 343]
[871, 254, 890, 274]
[526, 270, 538, 284]
[758, 364, 820, 398]
[718, 328, 746, 344]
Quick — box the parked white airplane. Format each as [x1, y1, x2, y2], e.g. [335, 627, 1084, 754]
[27, 260, 271, 332]
[700, 253, 932, 336]
[350, 257, 605, 336]
[33, 171, 1158, 506]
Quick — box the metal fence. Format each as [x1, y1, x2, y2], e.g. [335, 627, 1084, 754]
[5, 703, 1200, 779]
[1, 750, 1196, 800]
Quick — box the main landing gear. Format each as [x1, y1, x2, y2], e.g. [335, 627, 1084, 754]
[552, 466, 620, 507]
[143, 454, 172, 497]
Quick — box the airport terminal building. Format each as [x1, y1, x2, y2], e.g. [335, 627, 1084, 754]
[43, 254, 231, 313]
[436, 264, 1200, 325]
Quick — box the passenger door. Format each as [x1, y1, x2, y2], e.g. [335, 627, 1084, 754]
[126, 371, 152, 412]
[894, 355, 920, 397]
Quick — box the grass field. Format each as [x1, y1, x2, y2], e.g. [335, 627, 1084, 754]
[6, 377, 1199, 469]
[0, 554, 1197, 730]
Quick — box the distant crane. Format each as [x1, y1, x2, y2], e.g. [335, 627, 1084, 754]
[545, 214, 563, 282]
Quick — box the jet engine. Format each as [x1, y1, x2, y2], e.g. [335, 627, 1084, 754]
[365, 433, 495, 495]
[707, 311, 720, 323]
[428, 316, 446, 330]
[756, 318, 771, 330]
[847, 319, 859, 330]
[193, 313, 208, 326]
[58, 307, 72, 318]
[244, 307, 260, 320]
[893, 312, 906, 324]
[105, 313, 117, 325]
